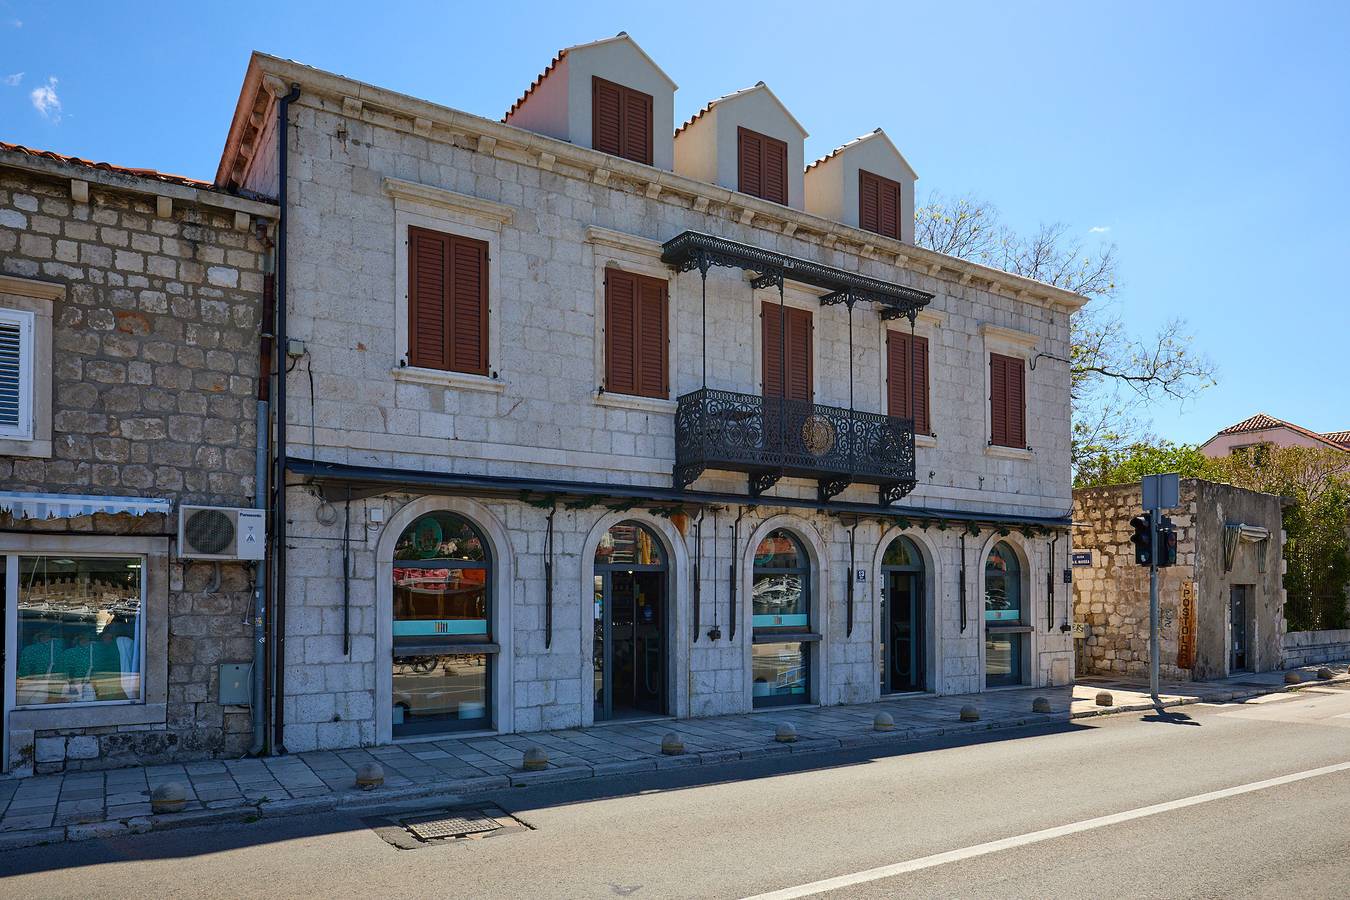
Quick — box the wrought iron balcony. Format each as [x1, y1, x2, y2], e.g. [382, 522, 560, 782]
[674, 388, 917, 504]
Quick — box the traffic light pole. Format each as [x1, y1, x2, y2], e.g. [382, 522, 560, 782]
[1149, 512, 1160, 697]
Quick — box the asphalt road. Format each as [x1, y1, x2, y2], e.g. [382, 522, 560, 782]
[3, 684, 1349, 899]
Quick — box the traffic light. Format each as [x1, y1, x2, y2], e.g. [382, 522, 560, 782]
[1157, 516, 1178, 567]
[1129, 512, 1153, 566]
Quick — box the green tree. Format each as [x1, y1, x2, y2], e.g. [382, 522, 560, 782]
[1073, 440, 1217, 489]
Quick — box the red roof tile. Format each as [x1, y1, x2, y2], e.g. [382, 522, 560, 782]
[0, 140, 214, 189]
[1215, 413, 1349, 452]
[1323, 430, 1350, 448]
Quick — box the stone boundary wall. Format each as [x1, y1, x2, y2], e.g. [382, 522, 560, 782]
[1283, 629, 1350, 668]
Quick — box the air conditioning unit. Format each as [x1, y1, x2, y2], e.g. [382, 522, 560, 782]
[178, 505, 266, 561]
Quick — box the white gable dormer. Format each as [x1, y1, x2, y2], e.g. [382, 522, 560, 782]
[505, 32, 677, 171]
[805, 128, 917, 244]
[674, 82, 808, 210]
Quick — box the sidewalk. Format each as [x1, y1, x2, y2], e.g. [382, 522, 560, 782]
[1070, 661, 1350, 718]
[0, 684, 1069, 850]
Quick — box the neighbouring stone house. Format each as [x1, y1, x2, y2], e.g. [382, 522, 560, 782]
[1072, 480, 1285, 681]
[216, 32, 1087, 752]
[1200, 412, 1350, 458]
[0, 143, 276, 774]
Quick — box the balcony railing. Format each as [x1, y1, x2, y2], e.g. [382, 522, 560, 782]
[674, 388, 917, 504]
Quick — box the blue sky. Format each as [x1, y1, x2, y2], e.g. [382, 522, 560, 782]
[2, 1, 1346, 444]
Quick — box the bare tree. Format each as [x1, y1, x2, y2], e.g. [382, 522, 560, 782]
[914, 191, 1217, 464]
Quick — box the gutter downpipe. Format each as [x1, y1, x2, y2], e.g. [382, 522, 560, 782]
[271, 82, 301, 755]
[249, 396, 269, 754]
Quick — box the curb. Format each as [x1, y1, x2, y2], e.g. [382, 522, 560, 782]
[0, 708, 1067, 851]
[1068, 672, 1350, 721]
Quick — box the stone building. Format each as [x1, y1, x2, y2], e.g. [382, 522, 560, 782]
[1072, 480, 1285, 681]
[0, 143, 276, 774]
[215, 33, 1087, 752]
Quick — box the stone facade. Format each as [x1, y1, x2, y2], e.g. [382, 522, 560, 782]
[218, 49, 1084, 752]
[1072, 480, 1285, 681]
[0, 150, 275, 774]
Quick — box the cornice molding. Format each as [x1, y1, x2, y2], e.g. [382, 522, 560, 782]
[0, 274, 66, 302]
[979, 322, 1040, 349]
[382, 177, 514, 226]
[583, 226, 664, 257]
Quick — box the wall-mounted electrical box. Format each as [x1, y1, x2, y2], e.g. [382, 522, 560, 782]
[218, 663, 252, 706]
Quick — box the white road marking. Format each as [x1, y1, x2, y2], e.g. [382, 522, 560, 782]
[743, 760, 1350, 900]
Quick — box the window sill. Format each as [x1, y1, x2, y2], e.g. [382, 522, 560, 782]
[593, 391, 676, 414]
[391, 366, 506, 393]
[0, 437, 51, 458]
[9, 701, 165, 730]
[984, 444, 1034, 461]
[914, 433, 937, 449]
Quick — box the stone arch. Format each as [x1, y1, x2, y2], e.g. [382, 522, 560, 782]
[579, 509, 692, 726]
[872, 526, 942, 695]
[374, 495, 515, 741]
[740, 514, 831, 707]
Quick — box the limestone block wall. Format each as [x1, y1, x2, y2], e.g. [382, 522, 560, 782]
[0, 163, 271, 772]
[280, 484, 1072, 750]
[1072, 480, 1284, 681]
[257, 91, 1075, 523]
[1282, 629, 1350, 668]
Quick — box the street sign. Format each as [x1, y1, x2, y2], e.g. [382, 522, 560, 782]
[1071, 550, 1093, 567]
[855, 569, 867, 583]
[1142, 472, 1180, 511]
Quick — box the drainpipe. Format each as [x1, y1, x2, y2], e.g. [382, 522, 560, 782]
[249, 395, 269, 754]
[271, 82, 301, 755]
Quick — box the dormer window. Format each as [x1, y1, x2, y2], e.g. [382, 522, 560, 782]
[737, 127, 789, 205]
[859, 169, 903, 240]
[592, 76, 653, 165]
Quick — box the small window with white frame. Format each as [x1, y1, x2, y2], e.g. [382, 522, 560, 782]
[0, 307, 34, 441]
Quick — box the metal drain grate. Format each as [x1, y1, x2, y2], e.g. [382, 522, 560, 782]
[401, 809, 502, 841]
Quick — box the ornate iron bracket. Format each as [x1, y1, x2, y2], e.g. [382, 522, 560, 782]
[879, 479, 918, 506]
[749, 271, 784, 291]
[879, 306, 920, 324]
[674, 462, 706, 491]
[749, 469, 783, 496]
[819, 289, 858, 308]
[817, 477, 852, 502]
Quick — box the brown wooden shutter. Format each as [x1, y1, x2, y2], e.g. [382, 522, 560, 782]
[409, 227, 488, 375]
[635, 275, 668, 397]
[622, 88, 653, 165]
[606, 268, 667, 398]
[739, 127, 763, 199]
[592, 77, 623, 158]
[990, 353, 1025, 447]
[761, 302, 811, 402]
[887, 331, 930, 434]
[860, 170, 901, 239]
[763, 134, 788, 205]
[605, 269, 637, 395]
[449, 237, 488, 375]
[409, 227, 450, 370]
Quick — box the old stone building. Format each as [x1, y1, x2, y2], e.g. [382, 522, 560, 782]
[217, 34, 1087, 752]
[0, 143, 275, 774]
[1072, 480, 1285, 681]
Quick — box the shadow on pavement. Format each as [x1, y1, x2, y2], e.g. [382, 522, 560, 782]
[0, 718, 1088, 877]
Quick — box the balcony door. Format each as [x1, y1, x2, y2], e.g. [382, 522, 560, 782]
[762, 302, 812, 403]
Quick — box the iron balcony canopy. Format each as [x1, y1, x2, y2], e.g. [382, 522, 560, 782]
[660, 230, 935, 318]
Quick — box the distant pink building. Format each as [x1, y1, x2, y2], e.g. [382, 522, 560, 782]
[1200, 413, 1350, 457]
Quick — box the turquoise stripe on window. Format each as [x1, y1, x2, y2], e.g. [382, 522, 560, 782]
[393, 620, 488, 636]
[752, 613, 809, 628]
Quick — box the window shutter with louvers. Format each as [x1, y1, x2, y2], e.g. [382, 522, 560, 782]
[408, 226, 488, 376]
[0, 309, 32, 438]
[761, 302, 812, 403]
[860, 170, 902, 239]
[886, 331, 930, 434]
[593, 77, 654, 165]
[989, 353, 1026, 448]
[605, 268, 667, 399]
[738, 127, 789, 205]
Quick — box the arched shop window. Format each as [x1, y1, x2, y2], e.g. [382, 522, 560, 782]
[751, 529, 816, 708]
[984, 541, 1025, 687]
[880, 536, 926, 694]
[391, 511, 495, 736]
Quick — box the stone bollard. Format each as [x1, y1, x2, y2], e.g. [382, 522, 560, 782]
[1317, 667, 1334, 680]
[959, 705, 980, 722]
[775, 722, 798, 743]
[355, 762, 384, 790]
[661, 733, 685, 756]
[150, 782, 188, 815]
[522, 747, 549, 771]
[1095, 691, 1114, 707]
[1284, 671, 1302, 685]
[1032, 697, 1052, 714]
[873, 712, 895, 732]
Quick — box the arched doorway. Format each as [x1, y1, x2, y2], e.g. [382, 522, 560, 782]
[593, 521, 668, 721]
[390, 510, 494, 737]
[751, 529, 815, 708]
[880, 535, 925, 693]
[984, 540, 1025, 687]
